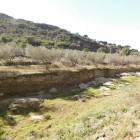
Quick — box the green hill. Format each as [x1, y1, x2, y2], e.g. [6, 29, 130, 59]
[0, 13, 138, 54]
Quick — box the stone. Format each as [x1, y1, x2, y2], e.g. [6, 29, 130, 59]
[103, 81, 114, 86]
[120, 72, 136, 76]
[120, 73, 130, 76]
[99, 86, 111, 91]
[116, 74, 120, 77]
[81, 95, 91, 99]
[7, 115, 19, 118]
[8, 98, 43, 113]
[79, 98, 86, 102]
[136, 72, 140, 76]
[49, 88, 58, 93]
[70, 95, 80, 100]
[79, 83, 88, 89]
[118, 84, 126, 87]
[30, 115, 44, 120]
[91, 80, 97, 85]
[87, 81, 92, 86]
[125, 82, 130, 85]
[94, 77, 112, 85]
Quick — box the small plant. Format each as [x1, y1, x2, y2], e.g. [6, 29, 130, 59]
[43, 113, 51, 120]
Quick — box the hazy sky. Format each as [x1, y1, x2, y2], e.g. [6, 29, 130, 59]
[0, 0, 140, 50]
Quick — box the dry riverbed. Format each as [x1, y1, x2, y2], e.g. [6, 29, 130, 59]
[0, 73, 140, 140]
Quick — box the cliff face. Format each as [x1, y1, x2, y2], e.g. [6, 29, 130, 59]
[0, 13, 136, 53]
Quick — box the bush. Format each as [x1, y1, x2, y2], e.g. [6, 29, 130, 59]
[43, 113, 51, 120]
[0, 44, 24, 60]
[97, 47, 108, 53]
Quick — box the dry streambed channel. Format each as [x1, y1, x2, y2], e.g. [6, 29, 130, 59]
[0, 72, 140, 140]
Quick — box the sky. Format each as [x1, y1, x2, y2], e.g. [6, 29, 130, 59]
[0, 0, 140, 50]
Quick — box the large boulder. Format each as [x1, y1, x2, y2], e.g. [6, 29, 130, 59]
[8, 98, 43, 113]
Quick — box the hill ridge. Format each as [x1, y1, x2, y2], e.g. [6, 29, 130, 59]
[0, 13, 138, 55]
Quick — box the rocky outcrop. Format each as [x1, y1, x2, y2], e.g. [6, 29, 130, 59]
[0, 98, 43, 112]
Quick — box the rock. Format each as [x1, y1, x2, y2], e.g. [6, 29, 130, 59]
[30, 115, 44, 120]
[87, 81, 92, 86]
[79, 83, 88, 89]
[116, 74, 120, 77]
[70, 95, 80, 100]
[7, 115, 19, 118]
[91, 80, 97, 85]
[125, 82, 130, 85]
[81, 95, 91, 99]
[103, 81, 114, 86]
[8, 98, 43, 113]
[49, 88, 58, 93]
[120, 72, 136, 76]
[128, 72, 136, 76]
[94, 77, 112, 85]
[136, 72, 140, 76]
[79, 98, 86, 102]
[118, 84, 126, 87]
[120, 73, 131, 76]
[99, 86, 111, 91]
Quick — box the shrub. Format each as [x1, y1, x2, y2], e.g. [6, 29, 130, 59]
[43, 113, 51, 120]
[0, 44, 24, 60]
[97, 47, 108, 53]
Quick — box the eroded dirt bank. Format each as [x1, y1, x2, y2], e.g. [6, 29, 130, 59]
[0, 67, 140, 97]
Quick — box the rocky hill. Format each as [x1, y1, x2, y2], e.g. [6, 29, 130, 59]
[0, 13, 138, 54]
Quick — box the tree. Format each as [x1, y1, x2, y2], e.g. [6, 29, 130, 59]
[1, 36, 13, 43]
[83, 48, 89, 52]
[25, 46, 62, 69]
[26, 36, 41, 46]
[0, 44, 24, 61]
[120, 47, 130, 56]
[97, 47, 108, 53]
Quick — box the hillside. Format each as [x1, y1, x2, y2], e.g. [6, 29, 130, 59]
[0, 13, 138, 54]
